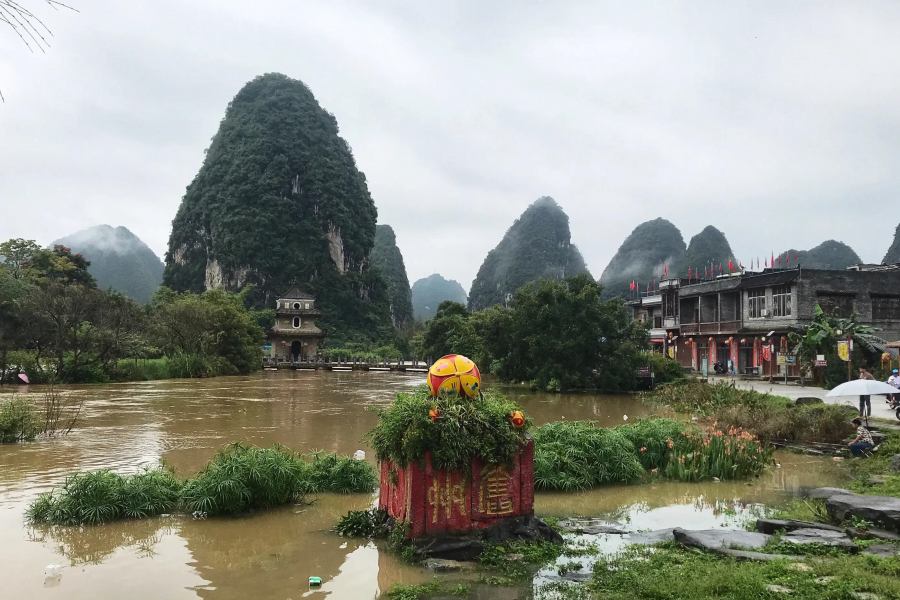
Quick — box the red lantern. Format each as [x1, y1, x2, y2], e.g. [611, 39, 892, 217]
[429, 408, 440, 422]
[709, 337, 714, 343]
[510, 411, 525, 429]
[668, 332, 674, 339]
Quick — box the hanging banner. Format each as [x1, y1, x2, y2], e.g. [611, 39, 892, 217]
[668, 347, 675, 359]
[837, 341, 850, 362]
[762, 346, 771, 362]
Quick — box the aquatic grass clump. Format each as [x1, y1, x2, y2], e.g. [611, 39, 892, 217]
[181, 442, 307, 516]
[367, 387, 531, 473]
[533, 418, 773, 490]
[27, 442, 377, 526]
[26, 469, 182, 526]
[303, 450, 379, 494]
[533, 421, 645, 490]
[0, 396, 42, 443]
[643, 380, 786, 416]
[662, 422, 773, 482]
[334, 508, 391, 537]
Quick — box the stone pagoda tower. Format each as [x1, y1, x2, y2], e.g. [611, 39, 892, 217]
[268, 285, 325, 360]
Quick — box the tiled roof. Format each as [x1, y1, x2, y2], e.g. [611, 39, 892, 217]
[279, 285, 315, 300]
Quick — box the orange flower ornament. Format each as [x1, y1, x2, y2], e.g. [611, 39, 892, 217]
[510, 410, 525, 429]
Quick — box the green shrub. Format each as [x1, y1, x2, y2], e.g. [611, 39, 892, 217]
[533, 418, 772, 490]
[0, 396, 41, 443]
[367, 388, 531, 473]
[643, 380, 786, 415]
[643, 351, 686, 385]
[714, 402, 854, 444]
[26, 469, 182, 525]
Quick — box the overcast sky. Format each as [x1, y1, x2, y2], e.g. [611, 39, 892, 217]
[2, 1, 900, 291]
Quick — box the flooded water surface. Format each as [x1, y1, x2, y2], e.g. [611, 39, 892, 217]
[0, 372, 844, 599]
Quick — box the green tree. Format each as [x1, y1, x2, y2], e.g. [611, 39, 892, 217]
[0, 239, 42, 279]
[150, 287, 265, 375]
[413, 301, 482, 362]
[482, 275, 648, 391]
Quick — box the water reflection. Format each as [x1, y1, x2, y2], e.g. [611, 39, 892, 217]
[0, 372, 845, 599]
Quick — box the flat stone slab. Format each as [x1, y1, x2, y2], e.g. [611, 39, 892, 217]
[862, 543, 900, 558]
[627, 529, 675, 545]
[673, 528, 770, 551]
[781, 528, 858, 552]
[424, 558, 466, 572]
[846, 527, 900, 542]
[756, 518, 843, 534]
[557, 518, 627, 535]
[826, 493, 900, 533]
[807, 487, 855, 500]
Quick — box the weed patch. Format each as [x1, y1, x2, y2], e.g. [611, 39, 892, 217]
[0, 396, 41, 443]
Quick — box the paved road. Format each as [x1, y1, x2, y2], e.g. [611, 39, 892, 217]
[706, 375, 899, 422]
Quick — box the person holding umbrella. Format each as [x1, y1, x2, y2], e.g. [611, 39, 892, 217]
[848, 417, 874, 457]
[858, 368, 875, 417]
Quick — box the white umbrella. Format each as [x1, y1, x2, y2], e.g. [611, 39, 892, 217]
[825, 380, 899, 397]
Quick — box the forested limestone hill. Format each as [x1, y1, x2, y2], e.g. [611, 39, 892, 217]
[162, 73, 394, 345]
[52, 225, 163, 304]
[467, 197, 590, 311]
[883, 224, 900, 265]
[599, 218, 685, 299]
[782, 240, 861, 270]
[676, 225, 735, 276]
[412, 274, 467, 320]
[370, 224, 413, 327]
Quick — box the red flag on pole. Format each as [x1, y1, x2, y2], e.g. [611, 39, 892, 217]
[719, 263, 723, 273]
[771, 252, 775, 268]
[664, 264, 668, 278]
[765, 257, 768, 268]
[794, 253, 798, 262]
[630, 280, 635, 291]
[728, 259, 734, 271]
[688, 267, 692, 279]
[704, 266, 708, 278]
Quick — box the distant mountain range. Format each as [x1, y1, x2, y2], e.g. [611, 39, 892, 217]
[52, 225, 163, 304]
[467, 197, 590, 311]
[412, 274, 467, 320]
[599, 218, 884, 299]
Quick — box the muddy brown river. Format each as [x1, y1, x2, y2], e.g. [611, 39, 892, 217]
[0, 371, 843, 599]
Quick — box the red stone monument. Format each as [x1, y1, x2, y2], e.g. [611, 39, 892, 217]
[378, 438, 535, 538]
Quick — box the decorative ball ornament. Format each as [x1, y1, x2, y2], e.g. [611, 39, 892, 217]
[510, 411, 525, 429]
[427, 354, 482, 399]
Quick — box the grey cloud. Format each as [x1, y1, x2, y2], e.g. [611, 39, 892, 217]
[2, 0, 900, 293]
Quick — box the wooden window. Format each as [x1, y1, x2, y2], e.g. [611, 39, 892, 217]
[748, 289, 766, 319]
[818, 294, 854, 317]
[872, 296, 900, 320]
[773, 285, 791, 317]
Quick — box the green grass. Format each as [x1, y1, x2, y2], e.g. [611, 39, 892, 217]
[27, 443, 377, 525]
[644, 379, 854, 444]
[578, 542, 900, 600]
[367, 387, 531, 474]
[0, 395, 41, 443]
[532, 418, 773, 491]
[110, 353, 234, 382]
[384, 581, 469, 599]
[770, 498, 834, 524]
[334, 508, 391, 538]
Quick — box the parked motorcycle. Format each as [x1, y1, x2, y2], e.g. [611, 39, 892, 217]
[713, 361, 727, 375]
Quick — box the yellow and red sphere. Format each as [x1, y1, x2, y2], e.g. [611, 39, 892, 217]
[427, 354, 482, 399]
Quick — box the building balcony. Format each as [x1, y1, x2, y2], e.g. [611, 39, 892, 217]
[275, 308, 322, 317]
[681, 320, 740, 335]
[271, 326, 325, 337]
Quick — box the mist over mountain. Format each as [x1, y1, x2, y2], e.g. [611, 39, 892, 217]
[162, 73, 394, 345]
[467, 197, 590, 311]
[412, 274, 467, 320]
[370, 224, 413, 327]
[52, 225, 164, 304]
[599, 218, 685, 299]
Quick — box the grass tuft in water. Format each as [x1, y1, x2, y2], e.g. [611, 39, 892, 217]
[334, 508, 391, 538]
[27, 442, 377, 525]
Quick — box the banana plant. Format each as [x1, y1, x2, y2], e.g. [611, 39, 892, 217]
[788, 305, 877, 383]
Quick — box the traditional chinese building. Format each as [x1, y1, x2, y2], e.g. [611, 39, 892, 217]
[267, 285, 325, 360]
[628, 265, 900, 376]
